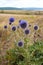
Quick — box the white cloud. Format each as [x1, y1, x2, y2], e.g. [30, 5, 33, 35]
[0, 0, 43, 8]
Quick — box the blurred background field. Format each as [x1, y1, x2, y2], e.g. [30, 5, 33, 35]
[0, 10, 43, 15]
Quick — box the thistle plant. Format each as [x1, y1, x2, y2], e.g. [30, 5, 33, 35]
[0, 17, 43, 65]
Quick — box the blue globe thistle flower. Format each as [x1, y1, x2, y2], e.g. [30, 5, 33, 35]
[9, 17, 15, 23]
[4, 25, 7, 29]
[12, 26, 16, 31]
[18, 41, 24, 47]
[19, 20, 21, 23]
[25, 29, 30, 35]
[19, 20, 27, 29]
[34, 25, 38, 30]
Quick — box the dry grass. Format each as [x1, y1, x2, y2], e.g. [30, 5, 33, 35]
[0, 10, 43, 65]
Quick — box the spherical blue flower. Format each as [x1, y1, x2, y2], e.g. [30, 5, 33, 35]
[9, 17, 15, 23]
[12, 26, 16, 31]
[34, 25, 38, 30]
[19, 20, 27, 29]
[19, 20, 21, 23]
[25, 29, 30, 35]
[4, 25, 7, 29]
[18, 41, 24, 47]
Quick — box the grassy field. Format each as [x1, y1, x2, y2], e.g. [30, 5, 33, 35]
[0, 10, 43, 15]
[0, 10, 43, 65]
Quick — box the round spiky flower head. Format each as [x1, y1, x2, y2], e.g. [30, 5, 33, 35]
[9, 17, 15, 23]
[19, 20, 27, 29]
[19, 20, 21, 23]
[34, 25, 39, 30]
[4, 25, 7, 29]
[12, 26, 16, 31]
[17, 41, 24, 47]
[24, 29, 30, 35]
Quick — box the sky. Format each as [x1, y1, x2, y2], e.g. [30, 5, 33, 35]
[0, 0, 43, 8]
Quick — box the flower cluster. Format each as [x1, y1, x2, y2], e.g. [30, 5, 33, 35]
[2, 17, 43, 65]
[4, 17, 39, 47]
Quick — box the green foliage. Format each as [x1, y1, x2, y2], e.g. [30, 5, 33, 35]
[1, 41, 43, 65]
[28, 41, 43, 65]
